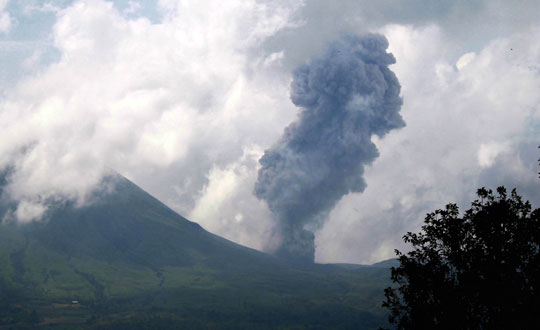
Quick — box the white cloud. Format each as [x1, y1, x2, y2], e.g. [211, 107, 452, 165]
[315, 24, 540, 264]
[14, 199, 47, 223]
[0, 0, 302, 226]
[456, 52, 476, 71]
[189, 145, 278, 251]
[477, 142, 509, 168]
[124, 1, 141, 14]
[0, 0, 11, 34]
[1, 0, 539, 263]
[23, 2, 62, 14]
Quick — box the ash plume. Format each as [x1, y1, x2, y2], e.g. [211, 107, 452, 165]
[254, 34, 405, 263]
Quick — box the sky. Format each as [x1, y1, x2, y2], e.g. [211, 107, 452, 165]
[0, 0, 539, 264]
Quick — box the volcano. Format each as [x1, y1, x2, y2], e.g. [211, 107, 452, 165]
[0, 174, 391, 329]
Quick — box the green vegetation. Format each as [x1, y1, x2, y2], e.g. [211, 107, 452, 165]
[382, 187, 540, 329]
[0, 176, 392, 329]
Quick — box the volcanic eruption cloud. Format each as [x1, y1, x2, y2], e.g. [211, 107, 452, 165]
[254, 34, 405, 263]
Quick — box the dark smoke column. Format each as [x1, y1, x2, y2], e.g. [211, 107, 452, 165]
[255, 34, 405, 263]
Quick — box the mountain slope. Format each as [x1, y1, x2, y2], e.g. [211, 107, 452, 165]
[0, 175, 392, 329]
[24, 175, 275, 268]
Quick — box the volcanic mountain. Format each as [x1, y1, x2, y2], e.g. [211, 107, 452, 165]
[0, 174, 391, 329]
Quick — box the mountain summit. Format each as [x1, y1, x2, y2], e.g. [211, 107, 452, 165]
[0, 175, 390, 329]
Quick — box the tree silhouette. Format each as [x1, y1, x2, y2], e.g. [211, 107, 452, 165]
[382, 187, 540, 330]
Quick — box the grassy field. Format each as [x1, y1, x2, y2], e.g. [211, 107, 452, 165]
[0, 175, 393, 329]
[1, 256, 393, 329]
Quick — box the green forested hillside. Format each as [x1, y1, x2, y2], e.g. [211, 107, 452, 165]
[0, 176, 391, 329]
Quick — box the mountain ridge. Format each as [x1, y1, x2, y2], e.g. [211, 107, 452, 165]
[0, 174, 392, 329]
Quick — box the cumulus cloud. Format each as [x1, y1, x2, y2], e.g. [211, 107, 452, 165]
[0, 0, 538, 265]
[265, 0, 540, 70]
[315, 25, 540, 264]
[190, 145, 278, 251]
[0, 0, 12, 34]
[0, 0, 302, 229]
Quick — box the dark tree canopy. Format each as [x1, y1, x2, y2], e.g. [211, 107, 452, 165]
[382, 187, 540, 330]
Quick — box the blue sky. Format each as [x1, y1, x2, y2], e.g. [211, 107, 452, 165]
[1, 0, 539, 263]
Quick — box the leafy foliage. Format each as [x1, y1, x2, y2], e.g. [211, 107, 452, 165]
[382, 187, 540, 329]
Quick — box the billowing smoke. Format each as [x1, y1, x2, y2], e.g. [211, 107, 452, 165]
[254, 34, 405, 263]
